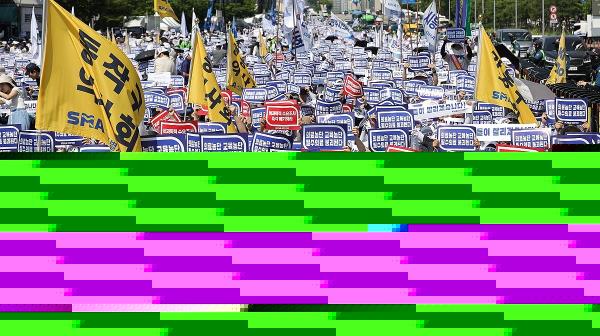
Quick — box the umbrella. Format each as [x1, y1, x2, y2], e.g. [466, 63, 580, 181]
[134, 50, 156, 62]
[354, 40, 368, 48]
[325, 36, 338, 42]
[495, 43, 520, 70]
[515, 77, 557, 102]
[365, 46, 379, 54]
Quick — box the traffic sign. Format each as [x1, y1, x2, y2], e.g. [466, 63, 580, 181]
[549, 5, 557, 14]
[550, 13, 558, 21]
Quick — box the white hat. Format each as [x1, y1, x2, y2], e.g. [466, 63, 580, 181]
[157, 47, 168, 55]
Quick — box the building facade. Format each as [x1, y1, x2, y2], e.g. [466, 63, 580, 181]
[0, 0, 43, 39]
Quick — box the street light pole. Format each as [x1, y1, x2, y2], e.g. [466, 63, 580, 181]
[515, 0, 518, 28]
[542, 0, 545, 35]
[493, 0, 496, 31]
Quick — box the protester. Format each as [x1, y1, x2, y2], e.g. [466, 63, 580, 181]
[0, 74, 29, 130]
[154, 47, 176, 75]
[440, 38, 473, 71]
[25, 63, 41, 86]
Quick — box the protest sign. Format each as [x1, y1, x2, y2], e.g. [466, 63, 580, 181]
[287, 83, 301, 95]
[449, 70, 468, 84]
[251, 132, 292, 152]
[417, 85, 445, 100]
[167, 92, 186, 115]
[403, 80, 427, 95]
[456, 75, 476, 93]
[293, 71, 313, 86]
[555, 99, 587, 124]
[243, 88, 269, 104]
[198, 122, 226, 134]
[54, 132, 84, 147]
[552, 133, 600, 145]
[474, 102, 505, 118]
[0, 125, 20, 152]
[376, 108, 414, 129]
[446, 28, 466, 42]
[267, 80, 287, 94]
[141, 136, 186, 152]
[468, 123, 538, 142]
[380, 88, 404, 103]
[145, 92, 170, 110]
[251, 107, 267, 129]
[407, 55, 430, 71]
[200, 134, 248, 152]
[302, 124, 347, 151]
[363, 87, 381, 104]
[170, 75, 185, 87]
[265, 103, 301, 130]
[372, 69, 393, 81]
[354, 58, 368, 68]
[409, 100, 469, 120]
[18, 131, 55, 152]
[511, 128, 551, 149]
[255, 74, 271, 85]
[472, 111, 493, 124]
[387, 145, 417, 152]
[316, 114, 354, 139]
[437, 126, 477, 151]
[315, 100, 343, 117]
[369, 128, 409, 152]
[150, 110, 181, 131]
[342, 74, 363, 97]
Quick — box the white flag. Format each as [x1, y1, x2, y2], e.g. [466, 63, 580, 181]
[423, 1, 439, 53]
[71, 6, 75, 16]
[181, 11, 188, 37]
[30, 7, 40, 64]
[384, 0, 402, 18]
[283, 0, 295, 30]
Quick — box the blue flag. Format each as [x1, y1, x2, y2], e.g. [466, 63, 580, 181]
[205, 0, 214, 31]
[232, 17, 238, 38]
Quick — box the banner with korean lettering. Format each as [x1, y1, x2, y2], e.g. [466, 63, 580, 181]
[37, 0, 146, 151]
[369, 129, 410, 152]
[188, 32, 235, 133]
[141, 135, 186, 152]
[437, 126, 477, 151]
[475, 26, 536, 124]
[265, 100, 301, 130]
[251, 132, 292, 152]
[200, 134, 248, 152]
[0, 125, 20, 152]
[555, 99, 588, 125]
[227, 31, 256, 95]
[511, 128, 551, 149]
[302, 124, 347, 151]
[18, 131, 55, 152]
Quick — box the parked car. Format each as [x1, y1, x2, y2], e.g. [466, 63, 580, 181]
[495, 28, 533, 57]
[528, 35, 593, 79]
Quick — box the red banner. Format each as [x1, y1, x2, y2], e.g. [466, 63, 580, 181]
[241, 100, 251, 118]
[496, 145, 544, 152]
[151, 110, 181, 131]
[387, 145, 417, 152]
[221, 90, 233, 106]
[159, 121, 199, 135]
[342, 74, 363, 98]
[265, 103, 301, 130]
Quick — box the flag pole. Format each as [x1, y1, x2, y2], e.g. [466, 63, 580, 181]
[37, 0, 49, 151]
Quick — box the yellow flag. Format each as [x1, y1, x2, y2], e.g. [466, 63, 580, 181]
[37, 0, 145, 151]
[475, 26, 536, 124]
[259, 33, 268, 58]
[546, 28, 567, 85]
[188, 32, 236, 133]
[154, 0, 179, 21]
[227, 31, 256, 95]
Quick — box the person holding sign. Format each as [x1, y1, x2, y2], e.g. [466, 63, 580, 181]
[440, 37, 473, 71]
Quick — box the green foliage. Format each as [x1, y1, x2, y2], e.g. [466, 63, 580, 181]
[55, 0, 257, 30]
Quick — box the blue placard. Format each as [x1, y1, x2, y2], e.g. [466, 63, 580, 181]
[0, 125, 20, 152]
[408, 56, 430, 71]
[368, 128, 409, 152]
[363, 87, 381, 104]
[267, 80, 287, 94]
[251, 132, 292, 152]
[302, 124, 347, 151]
[200, 134, 248, 152]
[145, 92, 170, 109]
[475, 102, 505, 118]
[376, 108, 414, 129]
[449, 70, 468, 84]
[315, 100, 343, 117]
[252, 65, 271, 76]
[446, 28, 466, 42]
[18, 131, 55, 152]
[370, 80, 395, 90]
[555, 99, 587, 124]
[372, 69, 393, 81]
[55, 132, 84, 147]
[380, 88, 404, 103]
[456, 75, 476, 93]
[511, 129, 551, 149]
[264, 85, 279, 100]
[255, 74, 271, 85]
[437, 126, 477, 152]
[324, 86, 341, 102]
[242, 88, 269, 104]
[79, 146, 111, 152]
[293, 71, 313, 86]
[335, 61, 352, 72]
[141, 135, 186, 152]
[170, 76, 185, 87]
[354, 58, 368, 68]
[326, 71, 345, 82]
[275, 71, 290, 81]
[403, 80, 427, 95]
[251, 107, 266, 130]
[472, 111, 493, 124]
[168, 92, 186, 115]
[198, 122, 226, 134]
[316, 113, 355, 140]
[286, 83, 301, 95]
[417, 85, 445, 100]
[186, 133, 202, 152]
[372, 59, 387, 69]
